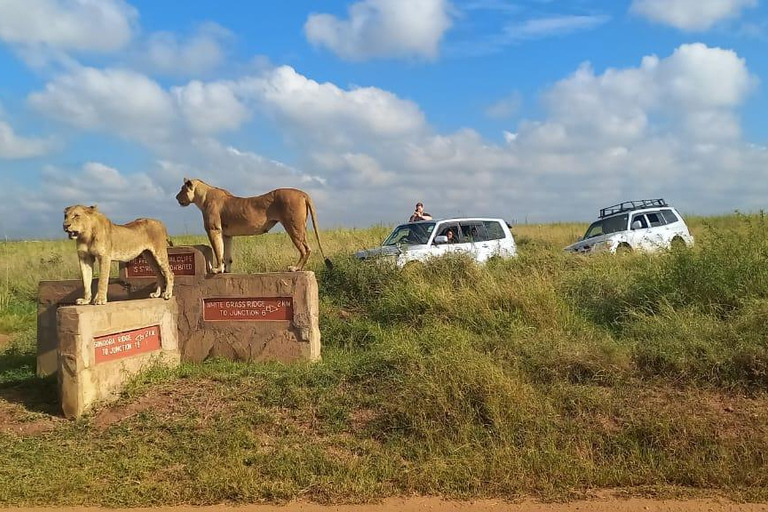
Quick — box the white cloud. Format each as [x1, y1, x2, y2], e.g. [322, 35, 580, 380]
[521, 43, 756, 148]
[28, 67, 176, 144]
[144, 22, 232, 77]
[504, 14, 610, 41]
[304, 0, 453, 61]
[239, 65, 427, 146]
[0, 0, 136, 52]
[485, 91, 522, 119]
[46, 162, 165, 206]
[27, 64, 425, 150]
[172, 80, 250, 134]
[0, 122, 54, 159]
[631, 0, 758, 31]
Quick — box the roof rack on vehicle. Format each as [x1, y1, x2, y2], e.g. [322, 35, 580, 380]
[599, 199, 667, 218]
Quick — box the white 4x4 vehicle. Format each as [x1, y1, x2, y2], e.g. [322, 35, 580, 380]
[356, 218, 517, 267]
[564, 199, 694, 254]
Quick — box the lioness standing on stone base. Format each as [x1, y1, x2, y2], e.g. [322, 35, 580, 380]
[63, 205, 174, 305]
[175, 178, 332, 273]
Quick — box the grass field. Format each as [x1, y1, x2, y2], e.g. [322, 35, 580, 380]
[1, 215, 767, 505]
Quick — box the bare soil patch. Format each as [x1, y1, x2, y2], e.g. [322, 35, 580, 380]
[0, 332, 12, 348]
[0, 395, 62, 436]
[92, 379, 230, 430]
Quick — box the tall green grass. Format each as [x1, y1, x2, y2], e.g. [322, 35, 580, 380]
[1, 214, 768, 504]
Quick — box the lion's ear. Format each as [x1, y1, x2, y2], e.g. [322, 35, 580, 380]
[88, 205, 98, 212]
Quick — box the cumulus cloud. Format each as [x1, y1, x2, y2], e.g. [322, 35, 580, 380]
[0, 121, 54, 159]
[172, 80, 250, 134]
[28, 67, 176, 144]
[304, 0, 453, 60]
[0, 0, 136, 52]
[631, 0, 758, 31]
[520, 43, 756, 148]
[44, 162, 165, 207]
[27, 64, 426, 150]
[143, 22, 232, 77]
[239, 65, 427, 146]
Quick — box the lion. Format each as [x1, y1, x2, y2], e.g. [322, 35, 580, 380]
[175, 178, 332, 273]
[63, 205, 174, 305]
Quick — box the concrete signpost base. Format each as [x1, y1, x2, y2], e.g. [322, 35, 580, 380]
[183, 272, 321, 363]
[37, 244, 322, 417]
[57, 298, 180, 419]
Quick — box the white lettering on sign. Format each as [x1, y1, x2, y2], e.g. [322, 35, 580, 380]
[94, 325, 162, 364]
[203, 297, 293, 321]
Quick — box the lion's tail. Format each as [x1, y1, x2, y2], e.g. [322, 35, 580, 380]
[306, 195, 332, 270]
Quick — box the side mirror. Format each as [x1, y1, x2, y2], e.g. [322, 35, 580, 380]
[631, 220, 643, 230]
[434, 235, 448, 245]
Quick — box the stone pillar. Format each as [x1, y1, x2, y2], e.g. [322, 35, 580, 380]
[37, 279, 139, 376]
[183, 272, 321, 363]
[38, 245, 211, 376]
[57, 298, 180, 419]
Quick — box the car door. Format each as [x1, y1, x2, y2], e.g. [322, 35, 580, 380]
[643, 211, 668, 250]
[482, 220, 514, 257]
[629, 213, 653, 250]
[432, 222, 463, 258]
[459, 221, 491, 261]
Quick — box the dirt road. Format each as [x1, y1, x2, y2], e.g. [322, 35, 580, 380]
[7, 498, 768, 512]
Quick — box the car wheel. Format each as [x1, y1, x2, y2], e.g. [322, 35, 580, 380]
[616, 243, 633, 254]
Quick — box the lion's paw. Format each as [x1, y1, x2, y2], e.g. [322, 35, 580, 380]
[162, 291, 173, 300]
[76, 298, 90, 305]
[287, 266, 299, 272]
[93, 296, 107, 305]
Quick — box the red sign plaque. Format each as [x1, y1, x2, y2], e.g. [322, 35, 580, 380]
[126, 253, 196, 278]
[203, 297, 293, 322]
[94, 325, 162, 364]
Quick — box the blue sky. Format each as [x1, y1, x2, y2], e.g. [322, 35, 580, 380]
[0, 0, 767, 239]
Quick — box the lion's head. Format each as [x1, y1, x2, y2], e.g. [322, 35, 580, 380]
[175, 178, 196, 207]
[63, 205, 98, 239]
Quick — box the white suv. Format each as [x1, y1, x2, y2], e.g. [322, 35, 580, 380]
[356, 218, 517, 267]
[564, 199, 694, 254]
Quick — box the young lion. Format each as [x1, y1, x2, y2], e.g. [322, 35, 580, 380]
[63, 205, 174, 305]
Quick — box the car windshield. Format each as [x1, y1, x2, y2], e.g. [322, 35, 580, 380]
[583, 214, 628, 239]
[383, 222, 436, 246]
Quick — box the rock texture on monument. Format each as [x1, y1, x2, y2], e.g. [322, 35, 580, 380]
[57, 298, 180, 419]
[181, 272, 321, 363]
[38, 245, 211, 376]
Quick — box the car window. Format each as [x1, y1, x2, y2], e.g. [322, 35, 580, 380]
[661, 209, 679, 224]
[584, 214, 629, 238]
[483, 221, 506, 240]
[631, 214, 648, 229]
[382, 222, 436, 246]
[459, 222, 488, 242]
[436, 223, 461, 243]
[646, 212, 664, 227]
